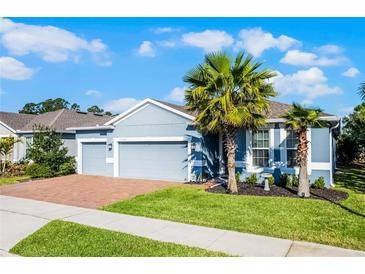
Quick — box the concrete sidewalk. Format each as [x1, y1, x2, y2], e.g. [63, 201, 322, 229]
[1, 195, 364, 257]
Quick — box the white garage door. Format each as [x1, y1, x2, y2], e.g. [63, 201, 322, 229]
[118, 141, 188, 182]
[82, 142, 107, 176]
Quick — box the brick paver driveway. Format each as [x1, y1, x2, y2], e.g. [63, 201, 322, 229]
[0, 175, 176, 208]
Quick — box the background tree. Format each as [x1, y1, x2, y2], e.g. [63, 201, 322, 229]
[87, 105, 104, 114]
[337, 102, 365, 164]
[19, 98, 72, 114]
[282, 103, 328, 197]
[184, 52, 277, 193]
[70, 103, 81, 111]
[0, 137, 20, 173]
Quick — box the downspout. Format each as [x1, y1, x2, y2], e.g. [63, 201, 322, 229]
[329, 120, 340, 187]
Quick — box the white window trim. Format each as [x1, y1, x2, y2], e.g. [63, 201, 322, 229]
[285, 129, 298, 168]
[77, 138, 107, 174]
[251, 129, 270, 169]
[112, 136, 192, 181]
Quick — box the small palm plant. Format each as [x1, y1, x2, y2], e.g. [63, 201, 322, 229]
[358, 82, 365, 101]
[184, 52, 277, 193]
[282, 103, 329, 197]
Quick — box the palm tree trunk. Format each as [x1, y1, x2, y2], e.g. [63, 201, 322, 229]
[297, 128, 310, 197]
[224, 127, 238, 193]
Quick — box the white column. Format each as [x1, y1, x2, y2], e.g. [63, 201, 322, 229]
[218, 132, 224, 174]
[245, 130, 252, 170]
[279, 128, 286, 167]
[307, 128, 312, 175]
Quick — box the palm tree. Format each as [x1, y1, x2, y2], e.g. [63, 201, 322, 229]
[184, 52, 277, 193]
[358, 82, 365, 101]
[282, 103, 329, 197]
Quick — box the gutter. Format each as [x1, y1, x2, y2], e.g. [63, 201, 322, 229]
[66, 125, 115, 131]
[16, 130, 75, 134]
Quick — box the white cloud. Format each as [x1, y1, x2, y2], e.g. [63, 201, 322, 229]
[137, 41, 155, 57]
[104, 98, 140, 113]
[280, 50, 347, 66]
[0, 88, 4, 96]
[0, 18, 111, 65]
[0, 56, 34, 80]
[85, 89, 102, 97]
[157, 40, 176, 48]
[234, 27, 300, 57]
[153, 27, 175, 34]
[342, 67, 360, 78]
[166, 87, 186, 102]
[182, 30, 234, 52]
[316, 44, 343, 55]
[271, 67, 342, 102]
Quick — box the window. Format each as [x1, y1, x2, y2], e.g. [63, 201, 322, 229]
[252, 130, 269, 167]
[25, 136, 33, 148]
[286, 130, 298, 167]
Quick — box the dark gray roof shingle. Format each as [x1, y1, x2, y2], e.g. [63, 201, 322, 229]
[0, 109, 112, 132]
[0, 112, 35, 131]
[156, 100, 335, 119]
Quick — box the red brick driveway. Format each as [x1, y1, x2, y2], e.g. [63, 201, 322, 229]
[0, 175, 176, 209]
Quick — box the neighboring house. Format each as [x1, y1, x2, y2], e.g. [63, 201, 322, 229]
[68, 98, 340, 187]
[0, 109, 111, 162]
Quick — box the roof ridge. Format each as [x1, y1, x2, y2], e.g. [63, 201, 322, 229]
[48, 109, 65, 127]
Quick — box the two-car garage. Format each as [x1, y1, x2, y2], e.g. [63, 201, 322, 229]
[118, 141, 188, 182]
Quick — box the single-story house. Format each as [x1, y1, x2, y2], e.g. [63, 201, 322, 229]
[0, 109, 111, 162]
[67, 98, 340, 187]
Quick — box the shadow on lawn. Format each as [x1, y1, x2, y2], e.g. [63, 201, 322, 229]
[334, 166, 365, 194]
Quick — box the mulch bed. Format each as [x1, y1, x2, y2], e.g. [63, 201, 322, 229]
[206, 182, 349, 202]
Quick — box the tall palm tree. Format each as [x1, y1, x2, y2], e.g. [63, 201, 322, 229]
[184, 52, 277, 193]
[359, 82, 365, 101]
[282, 103, 329, 197]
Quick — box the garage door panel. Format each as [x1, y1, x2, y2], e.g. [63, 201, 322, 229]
[82, 142, 107, 176]
[119, 141, 188, 181]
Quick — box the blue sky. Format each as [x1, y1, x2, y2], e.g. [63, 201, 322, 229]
[0, 17, 364, 116]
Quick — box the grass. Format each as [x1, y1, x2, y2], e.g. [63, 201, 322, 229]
[103, 168, 365, 251]
[10, 220, 228, 257]
[335, 166, 365, 216]
[0, 175, 31, 186]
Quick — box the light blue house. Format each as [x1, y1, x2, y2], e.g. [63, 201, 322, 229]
[68, 98, 340, 187]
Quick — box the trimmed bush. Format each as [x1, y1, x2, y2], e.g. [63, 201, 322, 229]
[278, 173, 289, 187]
[268, 175, 275, 185]
[26, 163, 53, 178]
[313, 176, 325, 189]
[235, 172, 241, 183]
[292, 175, 299, 187]
[56, 159, 76, 176]
[246, 174, 257, 185]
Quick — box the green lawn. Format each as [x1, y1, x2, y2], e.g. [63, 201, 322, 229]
[10, 220, 227, 257]
[0, 175, 31, 186]
[335, 166, 365, 216]
[103, 168, 365, 251]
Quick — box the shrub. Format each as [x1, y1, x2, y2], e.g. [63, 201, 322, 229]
[313, 176, 325, 189]
[5, 163, 27, 176]
[56, 159, 76, 176]
[278, 173, 289, 187]
[268, 175, 275, 185]
[292, 175, 299, 187]
[246, 174, 257, 185]
[26, 163, 53, 178]
[235, 172, 241, 183]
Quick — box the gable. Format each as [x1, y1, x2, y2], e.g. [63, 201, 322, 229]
[114, 103, 191, 127]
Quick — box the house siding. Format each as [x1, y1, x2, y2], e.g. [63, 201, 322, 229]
[74, 102, 335, 187]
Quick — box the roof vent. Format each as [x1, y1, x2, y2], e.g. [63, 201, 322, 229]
[76, 111, 87, 114]
[93, 113, 104, 116]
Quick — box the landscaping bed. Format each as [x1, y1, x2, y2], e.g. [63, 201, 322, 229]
[207, 182, 349, 202]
